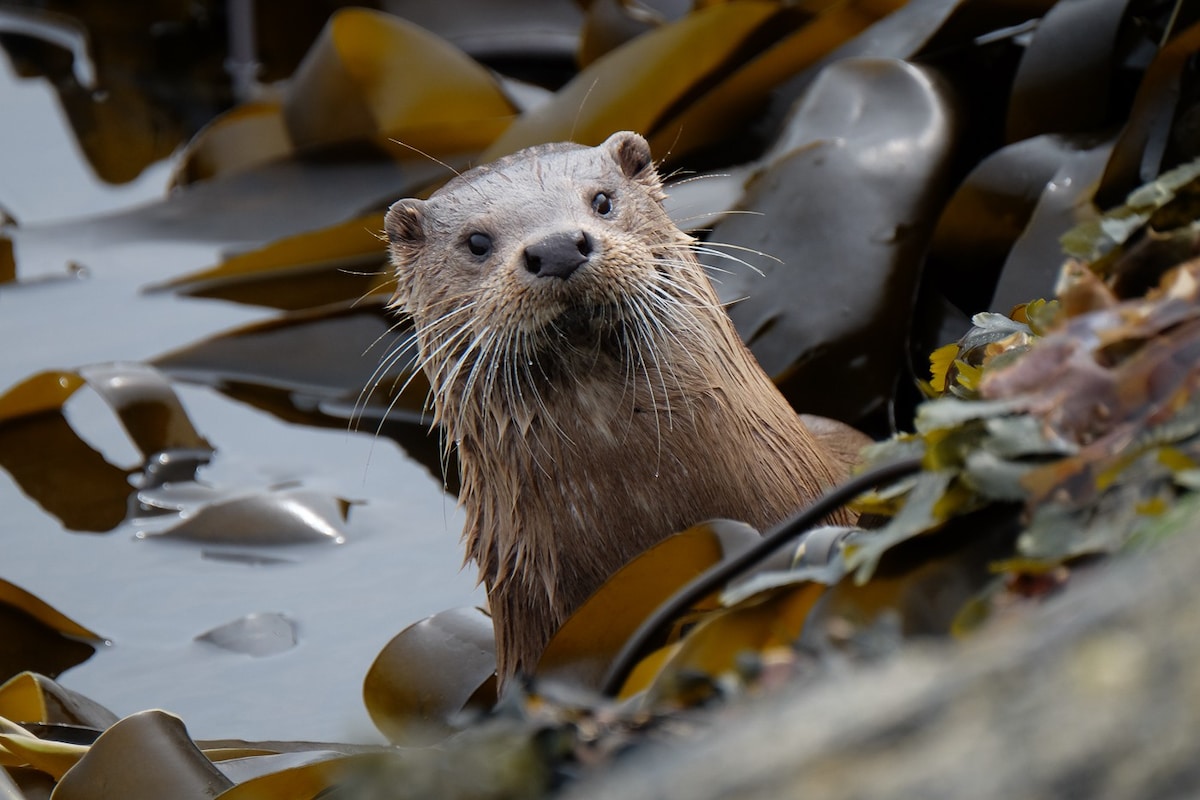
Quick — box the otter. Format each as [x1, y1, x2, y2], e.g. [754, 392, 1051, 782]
[385, 131, 854, 681]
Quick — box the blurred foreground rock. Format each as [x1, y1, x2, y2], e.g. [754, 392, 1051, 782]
[567, 528, 1200, 800]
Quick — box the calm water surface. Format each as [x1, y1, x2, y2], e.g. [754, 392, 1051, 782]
[0, 58, 483, 742]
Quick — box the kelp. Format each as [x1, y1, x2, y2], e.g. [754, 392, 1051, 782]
[0, 363, 354, 543]
[195, 613, 298, 658]
[3, 0, 1200, 797]
[150, 301, 452, 486]
[363, 607, 497, 746]
[0, 672, 117, 730]
[486, 0, 906, 163]
[708, 57, 958, 424]
[537, 520, 761, 692]
[173, 8, 518, 187]
[0, 365, 209, 533]
[913, 2, 1196, 376]
[152, 215, 392, 307]
[850, 163, 1200, 589]
[0, 3, 231, 183]
[385, 0, 583, 64]
[0, 581, 103, 683]
[0, 672, 547, 800]
[52, 711, 234, 798]
[0, 236, 12, 285]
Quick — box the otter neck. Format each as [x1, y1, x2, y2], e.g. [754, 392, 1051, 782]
[436, 290, 848, 679]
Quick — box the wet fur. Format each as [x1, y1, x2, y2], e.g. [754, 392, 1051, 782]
[385, 132, 850, 680]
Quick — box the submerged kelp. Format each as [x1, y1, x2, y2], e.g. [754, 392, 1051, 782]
[2, 0, 1200, 797]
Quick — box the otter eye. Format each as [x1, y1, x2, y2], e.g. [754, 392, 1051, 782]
[591, 192, 613, 216]
[466, 232, 492, 257]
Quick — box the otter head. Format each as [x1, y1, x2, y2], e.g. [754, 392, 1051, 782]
[383, 131, 704, 434]
[385, 131, 666, 308]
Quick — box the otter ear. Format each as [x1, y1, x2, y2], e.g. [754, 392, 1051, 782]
[384, 199, 427, 309]
[602, 131, 662, 196]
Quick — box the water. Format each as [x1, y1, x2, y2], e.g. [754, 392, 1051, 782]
[0, 54, 483, 743]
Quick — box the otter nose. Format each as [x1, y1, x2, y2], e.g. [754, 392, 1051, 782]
[523, 231, 593, 279]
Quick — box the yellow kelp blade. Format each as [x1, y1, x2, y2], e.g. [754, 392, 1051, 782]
[486, 0, 901, 163]
[537, 520, 760, 691]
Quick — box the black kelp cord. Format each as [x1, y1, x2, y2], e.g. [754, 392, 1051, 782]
[599, 456, 925, 697]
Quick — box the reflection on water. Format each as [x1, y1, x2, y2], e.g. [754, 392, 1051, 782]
[0, 51, 483, 742]
[0, 8, 96, 88]
[0, 57, 171, 224]
[1, 381, 482, 742]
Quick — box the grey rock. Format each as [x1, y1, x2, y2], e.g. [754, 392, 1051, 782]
[567, 533, 1200, 800]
